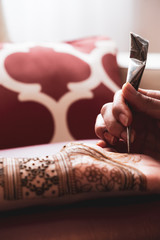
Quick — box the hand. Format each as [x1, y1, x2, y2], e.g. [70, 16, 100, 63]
[95, 82, 160, 159]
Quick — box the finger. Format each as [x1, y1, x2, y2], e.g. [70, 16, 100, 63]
[103, 131, 118, 145]
[96, 140, 107, 148]
[95, 114, 106, 140]
[95, 114, 117, 147]
[138, 88, 160, 100]
[120, 128, 136, 143]
[95, 114, 117, 145]
[101, 103, 125, 138]
[122, 82, 160, 119]
[96, 140, 125, 153]
[112, 89, 133, 127]
[95, 113, 134, 153]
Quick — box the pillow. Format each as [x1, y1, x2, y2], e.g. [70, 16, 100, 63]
[0, 36, 122, 149]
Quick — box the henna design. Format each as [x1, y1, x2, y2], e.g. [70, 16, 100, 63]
[84, 165, 102, 182]
[19, 156, 59, 198]
[0, 142, 147, 204]
[0, 156, 60, 201]
[2, 158, 22, 200]
[60, 143, 147, 194]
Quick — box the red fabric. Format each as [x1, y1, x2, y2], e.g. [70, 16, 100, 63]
[5, 47, 91, 100]
[0, 37, 122, 149]
[66, 36, 110, 53]
[0, 86, 53, 149]
[67, 83, 115, 139]
[102, 53, 120, 86]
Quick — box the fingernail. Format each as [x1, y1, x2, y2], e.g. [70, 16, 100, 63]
[96, 140, 107, 148]
[119, 113, 128, 127]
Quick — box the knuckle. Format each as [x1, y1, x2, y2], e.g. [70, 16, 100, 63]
[95, 114, 105, 128]
[100, 103, 107, 116]
[112, 103, 120, 116]
[112, 90, 124, 114]
[95, 125, 105, 139]
[113, 89, 122, 101]
[101, 102, 112, 116]
[95, 115, 106, 138]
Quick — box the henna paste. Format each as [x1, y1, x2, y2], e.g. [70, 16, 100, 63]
[60, 143, 147, 193]
[0, 143, 147, 210]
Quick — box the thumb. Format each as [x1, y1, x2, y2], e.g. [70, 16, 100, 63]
[122, 82, 160, 119]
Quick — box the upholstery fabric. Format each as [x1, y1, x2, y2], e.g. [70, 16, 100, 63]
[0, 36, 122, 149]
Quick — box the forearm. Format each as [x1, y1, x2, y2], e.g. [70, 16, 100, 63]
[0, 143, 150, 211]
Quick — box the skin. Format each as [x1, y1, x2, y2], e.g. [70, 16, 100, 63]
[2, 82, 160, 211]
[94, 82, 160, 193]
[101, 147, 160, 194]
[95, 82, 160, 160]
[0, 141, 160, 212]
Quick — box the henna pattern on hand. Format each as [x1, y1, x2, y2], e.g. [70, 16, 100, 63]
[60, 143, 147, 194]
[0, 142, 147, 203]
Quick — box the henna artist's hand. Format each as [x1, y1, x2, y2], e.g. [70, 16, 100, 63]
[95, 82, 160, 159]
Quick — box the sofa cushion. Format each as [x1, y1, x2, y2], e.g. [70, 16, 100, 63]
[0, 36, 122, 149]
